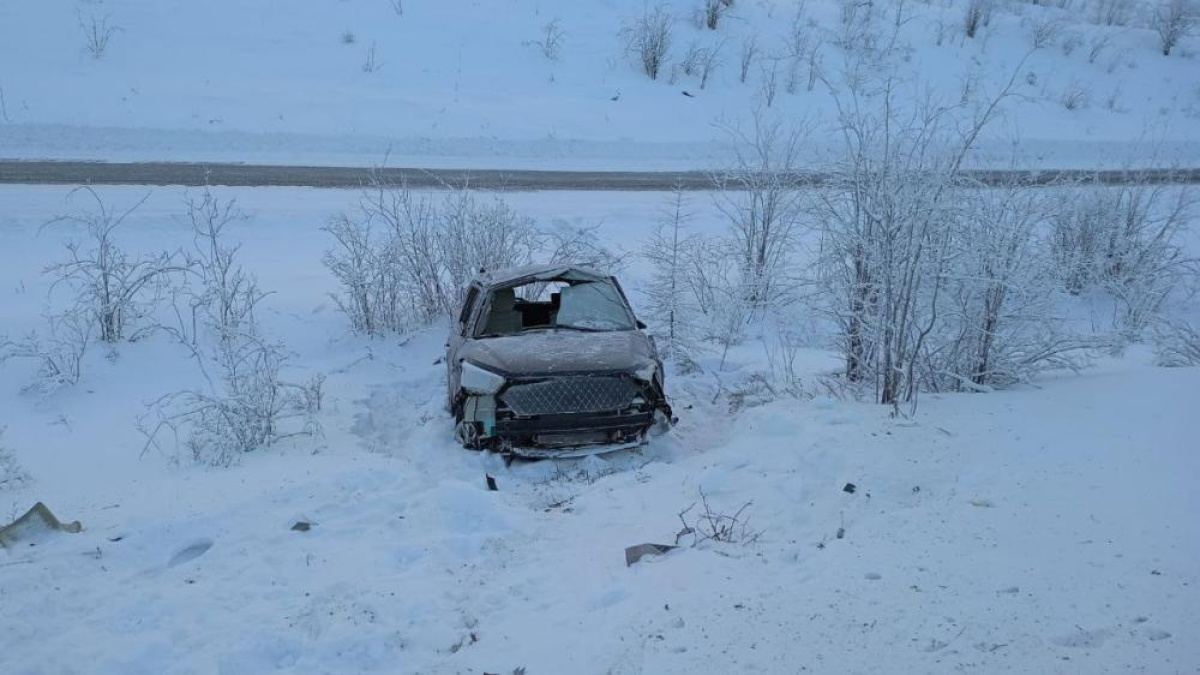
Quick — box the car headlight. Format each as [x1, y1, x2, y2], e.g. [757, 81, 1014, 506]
[460, 361, 506, 395]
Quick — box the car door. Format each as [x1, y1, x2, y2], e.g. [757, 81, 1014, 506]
[446, 283, 482, 406]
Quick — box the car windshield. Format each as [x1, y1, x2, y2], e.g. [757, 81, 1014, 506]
[476, 279, 635, 336]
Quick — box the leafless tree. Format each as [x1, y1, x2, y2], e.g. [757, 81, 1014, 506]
[642, 185, 698, 360]
[1151, 0, 1193, 56]
[813, 55, 1030, 407]
[1154, 320, 1200, 366]
[622, 5, 674, 80]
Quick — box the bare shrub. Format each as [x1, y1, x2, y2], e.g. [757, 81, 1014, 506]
[1060, 30, 1083, 56]
[180, 189, 262, 346]
[703, 0, 728, 29]
[1154, 320, 1200, 366]
[1093, 0, 1131, 25]
[140, 333, 317, 466]
[0, 427, 29, 492]
[44, 188, 186, 344]
[758, 60, 779, 106]
[964, 0, 992, 37]
[1049, 176, 1196, 336]
[1151, 0, 1194, 56]
[141, 198, 320, 466]
[622, 5, 674, 80]
[79, 12, 119, 59]
[362, 42, 382, 73]
[1060, 82, 1092, 110]
[677, 41, 722, 88]
[0, 312, 93, 392]
[1027, 16, 1065, 49]
[388, 0, 404, 16]
[712, 113, 807, 312]
[934, 182, 1091, 391]
[325, 178, 594, 336]
[814, 60, 1030, 407]
[677, 488, 761, 546]
[1088, 32, 1115, 63]
[739, 35, 758, 83]
[341, 30, 356, 45]
[534, 18, 565, 61]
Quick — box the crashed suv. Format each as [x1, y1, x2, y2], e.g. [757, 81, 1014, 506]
[446, 264, 673, 457]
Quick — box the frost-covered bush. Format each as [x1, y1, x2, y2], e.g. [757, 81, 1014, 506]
[324, 178, 622, 336]
[0, 312, 92, 392]
[44, 188, 186, 344]
[1151, 0, 1194, 56]
[141, 191, 320, 466]
[1049, 177, 1195, 336]
[1154, 320, 1200, 366]
[0, 427, 29, 492]
[711, 114, 807, 313]
[622, 5, 673, 80]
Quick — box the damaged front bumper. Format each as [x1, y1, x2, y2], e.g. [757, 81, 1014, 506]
[455, 371, 673, 456]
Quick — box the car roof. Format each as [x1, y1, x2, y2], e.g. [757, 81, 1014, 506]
[472, 263, 613, 289]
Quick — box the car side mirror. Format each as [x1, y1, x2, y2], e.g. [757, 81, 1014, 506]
[636, 320, 648, 330]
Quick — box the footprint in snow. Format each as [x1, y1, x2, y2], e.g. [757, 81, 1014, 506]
[1052, 627, 1111, 648]
[169, 539, 214, 568]
[1143, 629, 1171, 641]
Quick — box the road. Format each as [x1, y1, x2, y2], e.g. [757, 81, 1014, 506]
[1, 160, 1198, 190]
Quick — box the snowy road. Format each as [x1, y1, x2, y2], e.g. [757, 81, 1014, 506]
[1, 160, 1199, 190]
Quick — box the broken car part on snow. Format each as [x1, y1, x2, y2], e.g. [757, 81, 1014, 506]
[446, 264, 674, 457]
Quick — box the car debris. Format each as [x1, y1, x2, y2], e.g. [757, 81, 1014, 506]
[446, 264, 674, 457]
[0, 502, 82, 548]
[624, 542, 677, 567]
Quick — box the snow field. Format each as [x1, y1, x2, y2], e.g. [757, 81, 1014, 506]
[0, 184, 1197, 673]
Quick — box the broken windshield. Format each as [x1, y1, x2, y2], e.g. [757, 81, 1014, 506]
[476, 280, 635, 336]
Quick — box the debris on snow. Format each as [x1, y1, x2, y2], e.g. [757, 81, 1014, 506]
[625, 543, 677, 567]
[0, 502, 82, 548]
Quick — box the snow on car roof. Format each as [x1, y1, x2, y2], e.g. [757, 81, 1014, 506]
[472, 263, 611, 288]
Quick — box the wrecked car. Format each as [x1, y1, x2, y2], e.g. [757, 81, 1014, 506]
[446, 264, 673, 457]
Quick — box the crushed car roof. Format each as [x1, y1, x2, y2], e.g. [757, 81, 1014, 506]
[473, 263, 611, 288]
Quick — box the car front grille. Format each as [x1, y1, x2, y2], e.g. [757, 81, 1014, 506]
[500, 375, 639, 416]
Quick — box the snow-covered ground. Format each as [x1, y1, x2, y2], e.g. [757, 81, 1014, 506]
[1, 185, 1198, 674]
[1, 0, 1198, 168]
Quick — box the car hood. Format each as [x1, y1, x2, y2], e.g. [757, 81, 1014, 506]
[460, 329, 656, 376]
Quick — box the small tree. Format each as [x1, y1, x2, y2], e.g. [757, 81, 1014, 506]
[642, 185, 698, 360]
[1151, 0, 1193, 56]
[623, 5, 673, 80]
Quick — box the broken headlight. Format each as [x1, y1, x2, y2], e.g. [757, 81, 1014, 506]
[632, 363, 658, 384]
[460, 360, 506, 395]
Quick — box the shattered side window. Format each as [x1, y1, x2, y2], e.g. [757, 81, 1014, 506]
[556, 281, 635, 331]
